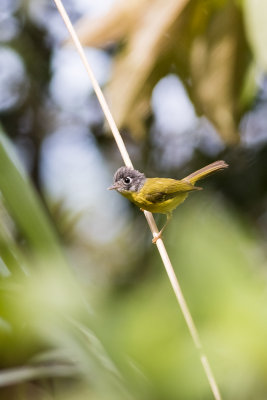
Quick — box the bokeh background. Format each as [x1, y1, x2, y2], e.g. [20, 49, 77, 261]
[1, 0, 267, 399]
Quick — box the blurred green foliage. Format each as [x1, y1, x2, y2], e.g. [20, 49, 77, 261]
[1, 124, 267, 399]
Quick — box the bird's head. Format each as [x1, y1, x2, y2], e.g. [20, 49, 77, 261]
[108, 166, 146, 193]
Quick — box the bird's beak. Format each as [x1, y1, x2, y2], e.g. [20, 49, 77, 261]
[108, 183, 118, 190]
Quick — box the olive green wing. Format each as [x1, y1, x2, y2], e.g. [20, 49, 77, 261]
[143, 178, 201, 203]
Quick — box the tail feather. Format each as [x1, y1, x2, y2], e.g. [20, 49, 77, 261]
[183, 160, 228, 185]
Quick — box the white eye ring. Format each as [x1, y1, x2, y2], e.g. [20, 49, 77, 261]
[123, 176, 132, 184]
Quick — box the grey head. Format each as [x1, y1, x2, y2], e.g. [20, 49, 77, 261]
[108, 166, 146, 193]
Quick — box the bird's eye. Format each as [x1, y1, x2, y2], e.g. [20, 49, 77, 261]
[123, 177, 132, 184]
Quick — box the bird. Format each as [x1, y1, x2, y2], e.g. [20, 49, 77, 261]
[108, 160, 228, 243]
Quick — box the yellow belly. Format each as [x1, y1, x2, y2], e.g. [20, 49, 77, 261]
[122, 191, 188, 214]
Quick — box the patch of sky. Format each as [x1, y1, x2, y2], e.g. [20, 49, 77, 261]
[151, 74, 224, 168]
[0, 47, 28, 111]
[49, 47, 111, 112]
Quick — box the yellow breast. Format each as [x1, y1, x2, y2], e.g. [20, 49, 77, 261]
[121, 178, 190, 214]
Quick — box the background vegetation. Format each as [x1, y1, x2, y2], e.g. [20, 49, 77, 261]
[1, 0, 267, 399]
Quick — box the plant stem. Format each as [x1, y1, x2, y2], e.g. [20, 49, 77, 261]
[52, 1, 222, 399]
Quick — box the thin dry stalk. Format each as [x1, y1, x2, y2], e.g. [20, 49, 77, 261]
[52, 1, 222, 399]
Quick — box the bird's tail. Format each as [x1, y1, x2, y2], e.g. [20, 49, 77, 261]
[183, 160, 228, 185]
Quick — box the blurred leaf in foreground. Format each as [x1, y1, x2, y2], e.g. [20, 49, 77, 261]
[0, 126, 133, 400]
[0, 126, 65, 267]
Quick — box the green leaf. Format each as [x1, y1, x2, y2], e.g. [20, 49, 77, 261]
[0, 126, 66, 268]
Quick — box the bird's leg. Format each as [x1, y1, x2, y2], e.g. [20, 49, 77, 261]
[152, 212, 172, 243]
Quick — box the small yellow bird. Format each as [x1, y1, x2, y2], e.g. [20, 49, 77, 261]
[109, 160, 228, 242]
